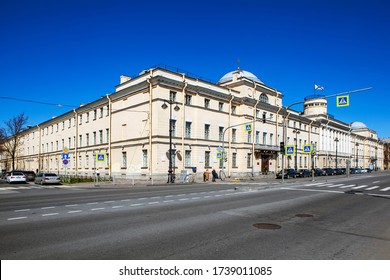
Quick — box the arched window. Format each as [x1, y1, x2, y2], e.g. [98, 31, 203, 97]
[259, 93, 268, 103]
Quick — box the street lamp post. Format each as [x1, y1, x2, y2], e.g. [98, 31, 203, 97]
[335, 138, 339, 169]
[292, 129, 300, 171]
[161, 100, 180, 183]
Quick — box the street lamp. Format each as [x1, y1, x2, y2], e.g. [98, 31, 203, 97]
[161, 100, 180, 183]
[335, 138, 339, 169]
[292, 129, 300, 171]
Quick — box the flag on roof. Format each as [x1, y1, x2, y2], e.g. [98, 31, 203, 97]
[314, 84, 324, 90]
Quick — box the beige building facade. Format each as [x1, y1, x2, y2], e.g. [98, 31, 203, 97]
[0, 66, 384, 180]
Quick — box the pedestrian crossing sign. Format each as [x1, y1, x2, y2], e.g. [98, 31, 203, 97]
[96, 153, 106, 162]
[216, 152, 223, 160]
[302, 144, 313, 154]
[245, 124, 252, 132]
[336, 95, 350, 107]
[285, 145, 296, 156]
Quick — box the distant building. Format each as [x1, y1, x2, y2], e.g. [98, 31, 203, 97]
[0, 66, 385, 180]
[382, 138, 390, 170]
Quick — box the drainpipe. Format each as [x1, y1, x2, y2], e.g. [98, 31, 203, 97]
[146, 69, 154, 179]
[106, 94, 112, 177]
[73, 109, 78, 174]
[228, 91, 234, 178]
[252, 82, 259, 177]
[37, 125, 41, 172]
[181, 74, 188, 171]
[275, 107, 282, 172]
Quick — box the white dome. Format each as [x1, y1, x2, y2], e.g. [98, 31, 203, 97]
[218, 70, 264, 84]
[351, 121, 368, 130]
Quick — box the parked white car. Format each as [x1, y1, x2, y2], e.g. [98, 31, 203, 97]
[34, 173, 61, 185]
[7, 171, 27, 184]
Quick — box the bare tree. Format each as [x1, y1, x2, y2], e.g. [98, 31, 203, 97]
[0, 113, 29, 171]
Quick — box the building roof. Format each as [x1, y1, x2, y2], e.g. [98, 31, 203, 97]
[351, 121, 368, 130]
[218, 69, 264, 84]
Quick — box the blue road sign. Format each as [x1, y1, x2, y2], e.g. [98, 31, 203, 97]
[245, 124, 252, 132]
[61, 153, 69, 160]
[96, 153, 106, 162]
[302, 144, 313, 154]
[336, 95, 350, 107]
[285, 145, 296, 156]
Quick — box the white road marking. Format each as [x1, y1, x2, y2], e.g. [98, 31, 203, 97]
[42, 213, 58, 217]
[365, 186, 379, 190]
[68, 210, 82, 213]
[148, 202, 159, 205]
[91, 208, 105, 211]
[380, 187, 390, 192]
[104, 201, 115, 204]
[327, 184, 345, 188]
[15, 209, 30, 212]
[87, 202, 98, 205]
[340, 184, 356, 189]
[130, 203, 144, 207]
[163, 200, 174, 203]
[41, 206, 55, 210]
[179, 198, 189, 201]
[373, 181, 381, 183]
[8, 216, 27, 221]
[65, 204, 78, 207]
[121, 199, 131, 202]
[112, 205, 124, 208]
[352, 185, 368, 189]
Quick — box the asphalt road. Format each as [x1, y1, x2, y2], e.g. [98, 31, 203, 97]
[0, 173, 389, 259]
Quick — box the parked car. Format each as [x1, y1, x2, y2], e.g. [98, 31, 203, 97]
[34, 173, 61, 185]
[350, 168, 359, 174]
[6, 171, 27, 184]
[23, 171, 36, 181]
[314, 168, 326, 176]
[322, 168, 335, 176]
[334, 168, 345, 175]
[276, 169, 297, 179]
[297, 169, 311, 178]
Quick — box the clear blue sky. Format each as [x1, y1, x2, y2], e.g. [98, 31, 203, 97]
[1, 0, 389, 137]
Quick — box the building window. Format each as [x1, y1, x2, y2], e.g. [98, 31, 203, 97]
[260, 93, 268, 103]
[232, 129, 237, 143]
[170, 120, 177, 137]
[256, 110, 260, 119]
[79, 135, 82, 147]
[185, 122, 192, 138]
[247, 153, 252, 168]
[86, 155, 89, 168]
[62, 121, 65, 130]
[263, 132, 267, 145]
[61, 139, 64, 149]
[219, 126, 224, 141]
[270, 133, 274, 145]
[86, 133, 89, 146]
[185, 150, 191, 167]
[204, 98, 210, 109]
[205, 151, 210, 167]
[99, 108, 103, 118]
[68, 137, 71, 148]
[99, 130, 103, 144]
[79, 115, 82, 125]
[68, 119, 71, 128]
[256, 131, 260, 144]
[93, 109, 97, 120]
[170, 91, 176, 102]
[185, 94, 192, 105]
[93, 132, 96, 145]
[204, 124, 210, 140]
[232, 153, 237, 168]
[247, 131, 252, 143]
[219, 102, 224, 111]
[78, 155, 82, 169]
[121, 152, 127, 168]
[55, 141, 58, 151]
[86, 112, 89, 123]
[231, 105, 236, 114]
[142, 150, 148, 168]
[106, 129, 109, 143]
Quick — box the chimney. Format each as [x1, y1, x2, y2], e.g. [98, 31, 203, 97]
[120, 75, 131, 84]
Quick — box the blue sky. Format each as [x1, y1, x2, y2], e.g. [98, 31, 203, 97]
[1, 0, 389, 137]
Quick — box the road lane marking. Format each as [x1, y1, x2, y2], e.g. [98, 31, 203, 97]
[130, 203, 144, 207]
[163, 200, 174, 203]
[137, 198, 147, 200]
[191, 197, 200, 200]
[65, 204, 78, 207]
[68, 210, 82, 213]
[15, 209, 30, 212]
[87, 202, 98, 205]
[121, 199, 131, 202]
[203, 196, 212, 198]
[380, 187, 390, 192]
[179, 198, 189, 201]
[8, 216, 27, 221]
[104, 201, 115, 204]
[165, 195, 174, 198]
[42, 213, 59, 216]
[328, 184, 345, 188]
[305, 183, 326, 186]
[365, 186, 379, 190]
[91, 208, 105, 211]
[281, 187, 343, 194]
[41, 206, 55, 210]
[373, 181, 381, 183]
[112, 205, 124, 209]
[148, 202, 159, 205]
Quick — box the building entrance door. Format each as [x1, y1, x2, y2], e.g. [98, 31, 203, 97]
[261, 156, 270, 174]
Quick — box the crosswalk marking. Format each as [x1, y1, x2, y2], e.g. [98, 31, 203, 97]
[365, 186, 379, 190]
[352, 185, 368, 189]
[340, 184, 356, 188]
[327, 184, 345, 188]
[379, 187, 390, 192]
